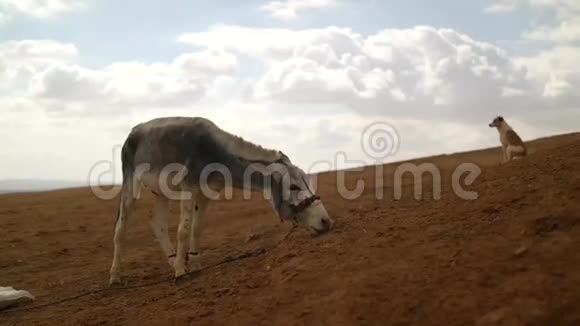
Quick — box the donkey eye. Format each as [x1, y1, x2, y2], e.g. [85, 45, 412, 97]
[290, 184, 301, 191]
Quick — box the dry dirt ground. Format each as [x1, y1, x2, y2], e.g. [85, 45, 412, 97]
[1, 132, 580, 326]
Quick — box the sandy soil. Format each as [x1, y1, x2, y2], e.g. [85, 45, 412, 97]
[1, 132, 580, 326]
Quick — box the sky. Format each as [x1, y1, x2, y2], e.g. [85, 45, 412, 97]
[1, 0, 579, 185]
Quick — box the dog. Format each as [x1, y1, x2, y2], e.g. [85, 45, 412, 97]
[489, 116, 527, 163]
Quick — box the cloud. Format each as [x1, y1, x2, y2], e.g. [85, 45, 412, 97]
[179, 23, 580, 131]
[0, 40, 79, 95]
[485, 0, 519, 13]
[484, 1, 580, 111]
[0, 40, 78, 65]
[259, 0, 337, 20]
[501, 0, 580, 101]
[528, 0, 580, 14]
[0, 0, 86, 22]
[0, 41, 239, 112]
[0, 10, 10, 23]
[516, 46, 580, 104]
[498, 0, 580, 43]
[6, 26, 578, 125]
[179, 25, 363, 61]
[487, 0, 580, 42]
[524, 18, 580, 42]
[174, 49, 238, 76]
[184, 25, 530, 121]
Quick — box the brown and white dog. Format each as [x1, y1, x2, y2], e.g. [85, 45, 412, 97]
[489, 116, 527, 163]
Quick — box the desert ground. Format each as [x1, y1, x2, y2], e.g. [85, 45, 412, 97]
[1, 132, 580, 325]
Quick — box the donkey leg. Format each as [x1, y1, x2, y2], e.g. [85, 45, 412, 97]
[109, 188, 136, 286]
[150, 194, 176, 268]
[187, 195, 210, 272]
[174, 195, 194, 278]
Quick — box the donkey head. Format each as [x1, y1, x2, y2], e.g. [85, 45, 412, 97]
[268, 153, 334, 235]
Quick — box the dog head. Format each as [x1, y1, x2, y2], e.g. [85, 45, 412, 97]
[489, 116, 504, 128]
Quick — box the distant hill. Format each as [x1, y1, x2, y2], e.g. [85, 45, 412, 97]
[0, 179, 87, 194]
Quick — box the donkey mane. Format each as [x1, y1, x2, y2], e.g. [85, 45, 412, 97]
[205, 120, 286, 165]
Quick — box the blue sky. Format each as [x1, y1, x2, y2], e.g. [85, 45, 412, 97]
[1, 0, 540, 65]
[1, 0, 579, 184]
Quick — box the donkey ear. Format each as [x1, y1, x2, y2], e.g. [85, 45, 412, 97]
[277, 151, 291, 164]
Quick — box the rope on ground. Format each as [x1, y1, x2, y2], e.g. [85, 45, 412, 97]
[0, 227, 295, 315]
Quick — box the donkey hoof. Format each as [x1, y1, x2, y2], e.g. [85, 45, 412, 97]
[109, 277, 123, 287]
[174, 274, 190, 286]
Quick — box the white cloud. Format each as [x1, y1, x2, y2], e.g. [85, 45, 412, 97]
[493, 0, 580, 107]
[525, 18, 580, 42]
[179, 25, 363, 61]
[528, 0, 580, 15]
[0, 40, 79, 95]
[184, 25, 530, 120]
[31, 64, 106, 101]
[485, 0, 519, 13]
[0, 40, 78, 65]
[0, 42, 239, 111]
[500, 0, 580, 43]
[259, 0, 337, 20]
[180, 23, 580, 130]
[174, 49, 238, 76]
[516, 46, 580, 103]
[516, 46, 579, 79]
[0, 10, 10, 23]
[0, 0, 86, 22]
[487, 0, 580, 42]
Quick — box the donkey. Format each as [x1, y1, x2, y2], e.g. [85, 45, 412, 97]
[109, 116, 334, 285]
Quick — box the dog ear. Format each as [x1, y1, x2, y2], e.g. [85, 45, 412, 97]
[498, 116, 504, 121]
